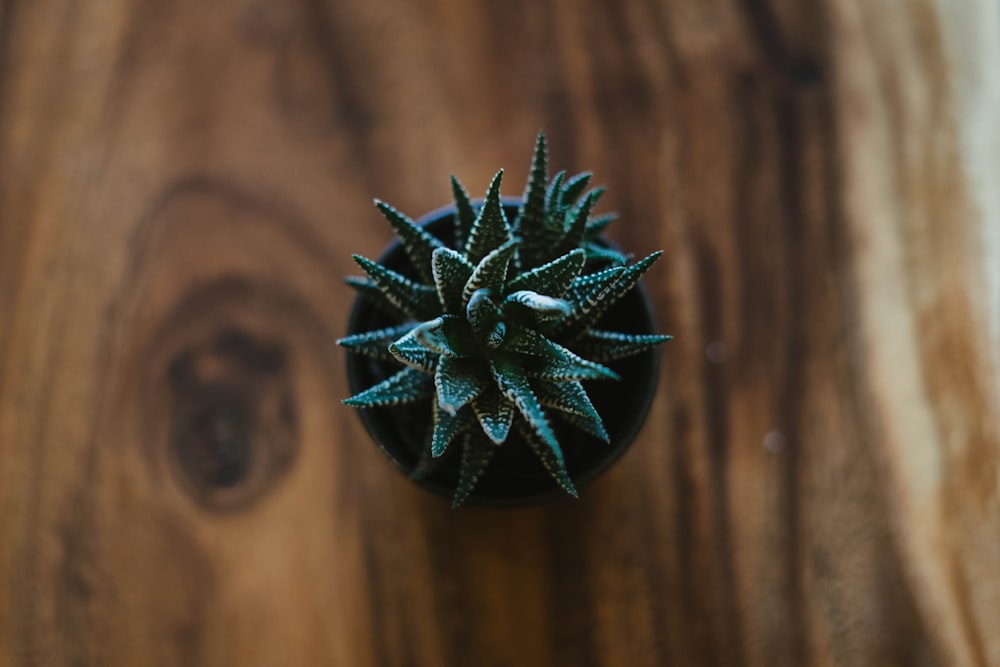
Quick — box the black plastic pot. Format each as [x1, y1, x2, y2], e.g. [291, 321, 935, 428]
[344, 198, 662, 506]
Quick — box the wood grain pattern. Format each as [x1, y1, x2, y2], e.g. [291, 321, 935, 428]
[1, 0, 998, 665]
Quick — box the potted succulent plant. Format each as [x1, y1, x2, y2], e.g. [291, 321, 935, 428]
[339, 133, 670, 507]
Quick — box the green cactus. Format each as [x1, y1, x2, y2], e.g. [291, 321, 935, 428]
[339, 132, 670, 507]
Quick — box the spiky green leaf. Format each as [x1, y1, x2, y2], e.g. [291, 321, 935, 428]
[563, 265, 625, 311]
[463, 238, 519, 303]
[490, 359, 560, 455]
[374, 200, 444, 283]
[572, 330, 672, 362]
[556, 190, 599, 257]
[435, 356, 490, 414]
[387, 328, 439, 373]
[337, 322, 417, 362]
[410, 428, 447, 481]
[503, 290, 572, 323]
[345, 277, 410, 321]
[560, 172, 592, 207]
[452, 433, 496, 508]
[575, 185, 605, 211]
[553, 410, 610, 443]
[519, 169, 566, 268]
[353, 255, 440, 320]
[343, 367, 432, 407]
[584, 212, 617, 239]
[432, 247, 474, 315]
[505, 249, 585, 298]
[558, 251, 663, 339]
[517, 132, 548, 249]
[523, 349, 620, 382]
[450, 175, 477, 251]
[432, 403, 470, 457]
[569, 264, 626, 290]
[544, 170, 567, 230]
[472, 388, 515, 444]
[532, 379, 602, 422]
[551, 265, 626, 334]
[583, 242, 629, 265]
[465, 170, 511, 263]
[501, 325, 565, 358]
[413, 316, 478, 358]
[514, 417, 577, 497]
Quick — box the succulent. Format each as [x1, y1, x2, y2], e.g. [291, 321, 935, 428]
[339, 132, 670, 506]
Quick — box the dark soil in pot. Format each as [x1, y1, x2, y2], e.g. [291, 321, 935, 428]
[344, 198, 663, 506]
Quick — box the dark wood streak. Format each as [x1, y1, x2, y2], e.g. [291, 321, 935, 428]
[352, 422, 399, 667]
[479, 0, 534, 125]
[633, 481, 673, 664]
[536, 3, 581, 171]
[739, 0, 823, 90]
[730, 61, 811, 664]
[302, 0, 379, 190]
[669, 402, 718, 664]
[694, 237, 746, 666]
[583, 2, 652, 217]
[357, 527, 393, 667]
[543, 509, 602, 667]
[772, 82, 810, 667]
[53, 507, 97, 667]
[419, 514, 468, 667]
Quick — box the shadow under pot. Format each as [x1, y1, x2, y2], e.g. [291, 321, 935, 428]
[344, 198, 663, 506]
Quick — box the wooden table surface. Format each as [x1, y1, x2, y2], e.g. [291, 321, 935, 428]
[2, 1, 999, 665]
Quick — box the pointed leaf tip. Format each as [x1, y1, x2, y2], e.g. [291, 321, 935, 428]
[343, 367, 432, 407]
[524, 349, 621, 382]
[561, 172, 594, 207]
[450, 175, 477, 252]
[512, 417, 578, 497]
[505, 249, 585, 298]
[465, 170, 512, 263]
[472, 389, 515, 445]
[571, 330, 672, 362]
[338, 323, 417, 362]
[352, 255, 440, 320]
[518, 132, 550, 259]
[373, 200, 444, 283]
[451, 434, 496, 507]
[431, 404, 467, 458]
[552, 190, 598, 259]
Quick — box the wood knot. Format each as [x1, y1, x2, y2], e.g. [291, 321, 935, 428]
[167, 327, 297, 511]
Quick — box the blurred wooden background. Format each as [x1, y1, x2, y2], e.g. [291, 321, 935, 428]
[1, 0, 999, 665]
